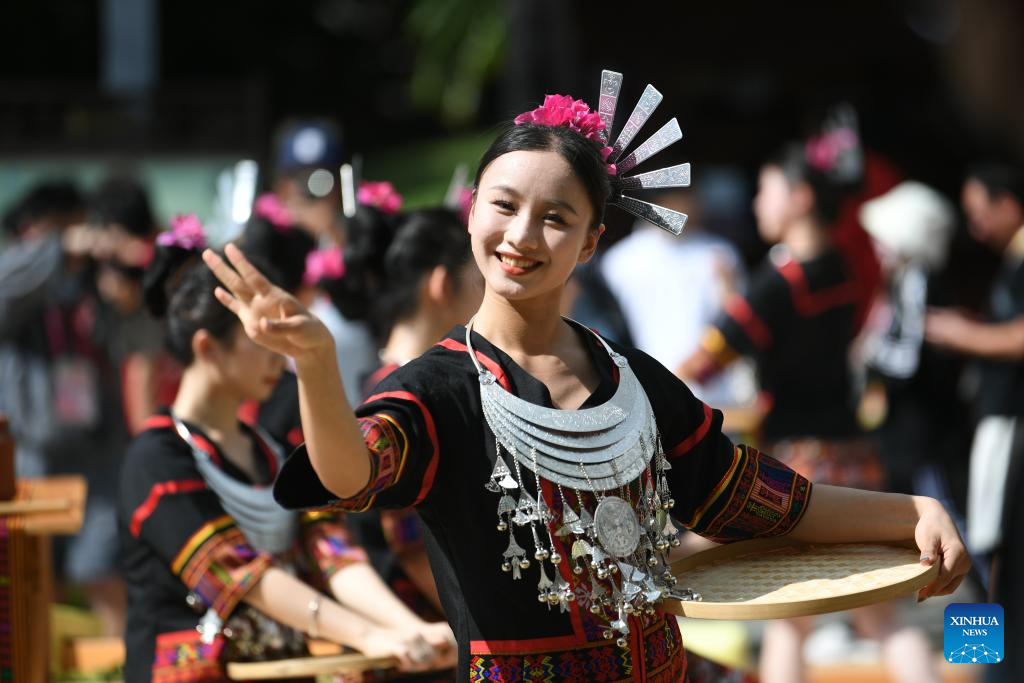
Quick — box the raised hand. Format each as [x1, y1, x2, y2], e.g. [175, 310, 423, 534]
[203, 243, 333, 359]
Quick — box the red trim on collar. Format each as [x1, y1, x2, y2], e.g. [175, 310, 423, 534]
[724, 295, 773, 349]
[435, 337, 512, 391]
[129, 479, 208, 537]
[140, 414, 224, 468]
[237, 400, 259, 427]
[142, 414, 174, 431]
[776, 259, 858, 317]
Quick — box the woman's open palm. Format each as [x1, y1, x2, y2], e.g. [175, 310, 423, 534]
[203, 244, 333, 358]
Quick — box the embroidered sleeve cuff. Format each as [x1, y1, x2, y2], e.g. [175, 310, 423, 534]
[325, 414, 410, 512]
[171, 515, 274, 620]
[300, 511, 369, 581]
[700, 327, 739, 369]
[381, 508, 426, 555]
[684, 446, 812, 543]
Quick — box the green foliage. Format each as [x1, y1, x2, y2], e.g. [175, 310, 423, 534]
[364, 129, 493, 208]
[405, 0, 506, 127]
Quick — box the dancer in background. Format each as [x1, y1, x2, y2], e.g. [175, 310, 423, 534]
[679, 118, 940, 683]
[207, 79, 969, 681]
[337, 206, 481, 622]
[119, 216, 453, 682]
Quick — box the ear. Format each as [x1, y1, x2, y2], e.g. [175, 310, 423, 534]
[577, 224, 606, 264]
[791, 182, 816, 216]
[191, 329, 219, 362]
[425, 265, 451, 305]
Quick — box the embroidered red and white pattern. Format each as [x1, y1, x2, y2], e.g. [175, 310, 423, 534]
[468, 616, 685, 682]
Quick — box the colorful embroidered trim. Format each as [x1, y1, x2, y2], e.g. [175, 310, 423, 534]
[151, 628, 225, 682]
[381, 508, 425, 554]
[172, 515, 273, 619]
[468, 615, 685, 682]
[329, 413, 410, 512]
[301, 514, 368, 580]
[688, 446, 812, 543]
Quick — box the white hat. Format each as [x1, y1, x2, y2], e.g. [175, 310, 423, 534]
[859, 181, 956, 270]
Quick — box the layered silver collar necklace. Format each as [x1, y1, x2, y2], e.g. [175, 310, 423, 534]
[467, 318, 699, 647]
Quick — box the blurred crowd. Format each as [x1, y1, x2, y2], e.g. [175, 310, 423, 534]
[1, 106, 1022, 683]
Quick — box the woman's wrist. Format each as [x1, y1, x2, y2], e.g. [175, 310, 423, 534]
[911, 494, 942, 520]
[293, 337, 337, 374]
[319, 602, 375, 650]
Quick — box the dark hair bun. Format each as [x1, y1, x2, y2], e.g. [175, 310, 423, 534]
[236, 216, 316, 293]
[323, 205, 399, 322]
[141, 244, 200, 317]
[323, 206, 473, 340]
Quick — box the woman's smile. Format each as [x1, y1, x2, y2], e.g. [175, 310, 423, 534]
[495, 250, 542, 275]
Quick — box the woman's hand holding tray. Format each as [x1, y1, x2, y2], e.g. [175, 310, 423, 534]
[663, 536, 938, 620]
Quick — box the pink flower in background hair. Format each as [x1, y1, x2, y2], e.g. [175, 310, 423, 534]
[805, 128, 858, 173]
[357, 181, 403, 215]
[156, 213, 207, 250]
[515, 94, 615, 174]
[253, 193, 293, 230]
[457, 186, 474, 226]
[304, 246, 345, 286]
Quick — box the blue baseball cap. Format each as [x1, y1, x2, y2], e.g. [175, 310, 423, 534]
[273, 120, 345, 175]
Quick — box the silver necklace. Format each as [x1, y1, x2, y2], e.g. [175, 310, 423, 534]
[466, 318, 699, 647]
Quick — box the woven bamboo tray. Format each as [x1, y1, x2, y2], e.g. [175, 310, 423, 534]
[226, 653, 397, 679]
[663, 537, 938, 620]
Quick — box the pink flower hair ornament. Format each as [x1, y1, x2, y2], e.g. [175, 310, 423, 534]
[357, 181, 403, 215]
[454, 186, 474, 226]
[304, 246, 345, 286]
[156, 213, 207, 251]
[514, 94, 616, 175]
[253, 193, 294, 231]
[805, 128, 858, 174]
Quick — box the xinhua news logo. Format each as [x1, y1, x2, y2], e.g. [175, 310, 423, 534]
[944, 603, 1003, 664]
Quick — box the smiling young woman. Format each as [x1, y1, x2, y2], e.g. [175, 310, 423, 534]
[204, 78, 970, 682]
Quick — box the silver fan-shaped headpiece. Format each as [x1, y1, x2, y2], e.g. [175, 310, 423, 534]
[598, 70, 691, 236]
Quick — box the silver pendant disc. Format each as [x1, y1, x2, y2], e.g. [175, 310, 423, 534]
[594, 496, 641, 557]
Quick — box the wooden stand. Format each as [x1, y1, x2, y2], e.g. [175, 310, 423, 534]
[0, 416, 14, 501]
[1, 476, 87, 683]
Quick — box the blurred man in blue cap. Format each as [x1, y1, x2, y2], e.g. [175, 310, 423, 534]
[264, 118, 378, 406]
[271, 118, 347, 244]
